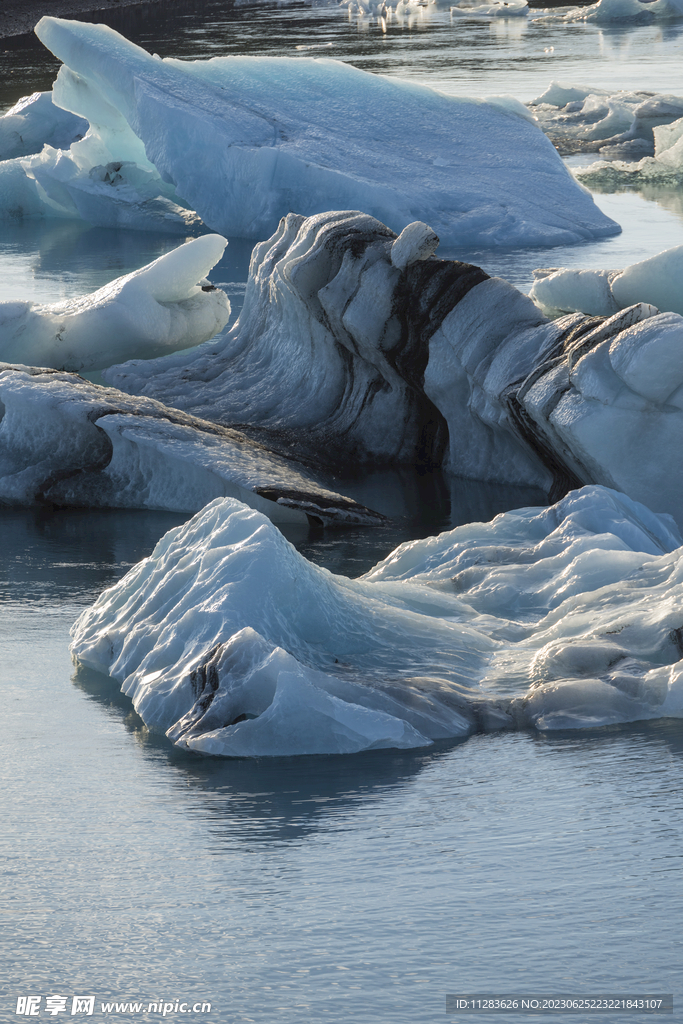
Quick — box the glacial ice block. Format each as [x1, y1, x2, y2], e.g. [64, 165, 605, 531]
[0, 91, 88, 161]
[530, 246, 683, 318]
[0, 365, 385, 526]
[69, 486, 683, 757]
[0, 235, 230, 372]
[33, 16, 619, 248]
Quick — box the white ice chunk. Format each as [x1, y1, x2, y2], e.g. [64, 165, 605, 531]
[450, 1, 528, 17]
[390, 221, 439, 270]
[70, 486, 683, 757]
[530, 246, 683, 318]
[31, 16, 618, 248]
[0, 235, 230, 372]
[0, 91, 88, 160]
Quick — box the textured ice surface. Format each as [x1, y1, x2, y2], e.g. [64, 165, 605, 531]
[0, 91, 88, 161]
[578, 115, 683, 187]
[530, 245, 683, 318]
[0, 235, 230, 372]
[70, 486, 683, 757]
[30, 16, 618, 248]
[104, 210, 555, 484]
[106, 210, 683, 526]
[529, 82, 683, 160]
[0, 365, 384, 526]
[511, 304, 683, 524]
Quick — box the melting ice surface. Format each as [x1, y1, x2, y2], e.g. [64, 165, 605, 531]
[70, 486, 683, 757]
[1, 16, 618, 249]
[0, 234, 230, 371]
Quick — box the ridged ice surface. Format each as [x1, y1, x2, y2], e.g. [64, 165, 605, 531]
[0, 365, 385, 526]
[26, 16, 619, 248]
[70, 486, 683, 757]
[0, 235, 230, 372]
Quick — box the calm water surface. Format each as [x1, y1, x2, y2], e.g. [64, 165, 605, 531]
[2, 3, 683, 1021]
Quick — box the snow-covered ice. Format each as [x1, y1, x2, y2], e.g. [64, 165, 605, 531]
[0, 91, 88, 161]
[0, 235, 230, 372]
[69, 486, 683, 756]
[530, 245, 683, 318]
[0, 365, 384, 526]
[24, 16, 618, 248]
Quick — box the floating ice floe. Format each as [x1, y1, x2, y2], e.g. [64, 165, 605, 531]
[19, 16, 618, 248]
[69, 486, 683, 756]
[0, 235, 230, 372]
[541, 0, 683, 24]
[528, 81, 683, 160]
[530, 245, 683, 318]
[104, 210, 683, 526]
[577, 115, 683, 187]
[0, 91, 88, 161]
[0, 364, 385, 526]
[450, 0, 528, 18]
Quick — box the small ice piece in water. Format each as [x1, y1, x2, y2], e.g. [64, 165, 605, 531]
[0, 235, 230, 372]
[530, 245, 683, 318]
[69, 485, 683, 757]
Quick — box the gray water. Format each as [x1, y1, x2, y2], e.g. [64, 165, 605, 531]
[2, 2, 683, 1022]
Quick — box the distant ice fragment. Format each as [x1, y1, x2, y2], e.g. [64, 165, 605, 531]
[0, 235, 230, 372]
[0, 365, 385, 526]
[450, 0, 528, 16]
[528, 81, 683, 159]
[539, 0, 683, 24]
[70, 486, 683, 757]
[530, 246, 683, 318]
[31, 16, 618, 248]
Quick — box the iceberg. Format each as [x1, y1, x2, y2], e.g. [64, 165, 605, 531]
[106, 210, 683, 525]
[26, 16, 618, 248]
[542, 0, 683, 24]
[0, 365, 385, 526]
[69, 486, 683, 757]
[530, 246, 683, 318]
[0, 91, 88, 161]
[528, 82, 683, 160]
[0, 235, 230, 372]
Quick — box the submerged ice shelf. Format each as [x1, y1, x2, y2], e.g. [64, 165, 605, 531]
[70, 486, 683, 757]
[0, 16, 619, 249]
[0, 235, 230, 372]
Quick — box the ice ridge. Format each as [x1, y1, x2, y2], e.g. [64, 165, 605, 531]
[70, 486, 683, 757]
